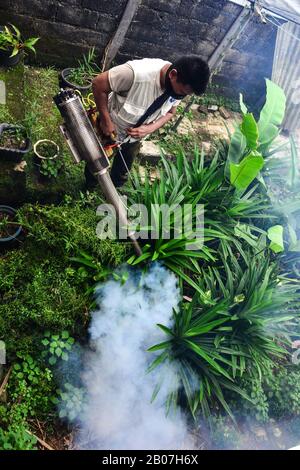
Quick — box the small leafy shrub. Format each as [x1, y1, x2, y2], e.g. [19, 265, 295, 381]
[67, 47, 100, 87]
[40, 157, 63, 178]
[0, 425, 37, 450]
[41, 331, 74, 365]
[233, 376, 269, 423]
[230, 365, 300, 424]
[8, 354, 56, 419]
[265, 367, 300, 418]
[53, 383, 85, 422]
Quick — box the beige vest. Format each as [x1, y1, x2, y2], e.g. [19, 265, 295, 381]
[108, 58, 181, 140]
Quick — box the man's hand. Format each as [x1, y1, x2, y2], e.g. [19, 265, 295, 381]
[99, 118, 116, 137]
[126, 124, 154, 139]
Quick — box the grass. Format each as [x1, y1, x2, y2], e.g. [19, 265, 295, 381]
[0, 62, 25, 122]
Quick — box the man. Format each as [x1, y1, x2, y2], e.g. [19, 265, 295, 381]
[91, 55, 210, 187]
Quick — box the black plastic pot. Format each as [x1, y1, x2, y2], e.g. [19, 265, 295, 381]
[0, 205, 22, 250]
[0, 48, 23, 67]
[0, 123, 31, 163]
[59, 68, 92, 93]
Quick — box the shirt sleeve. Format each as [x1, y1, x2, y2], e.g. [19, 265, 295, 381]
[108, 63, 134, 94]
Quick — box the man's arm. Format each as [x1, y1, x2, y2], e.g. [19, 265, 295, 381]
[127, 106, 177, 139]
[92, 71, 116, 137]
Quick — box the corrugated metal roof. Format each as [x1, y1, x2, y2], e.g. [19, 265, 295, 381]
[229, 0, 300, 24]
[272, 21, 300, 132]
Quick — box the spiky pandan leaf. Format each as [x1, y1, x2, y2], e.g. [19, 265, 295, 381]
[148, 246, 299, 418]
[126, 145, 272, 281]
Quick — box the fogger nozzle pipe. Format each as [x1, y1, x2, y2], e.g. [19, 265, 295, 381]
[53, 89, 142, 256]
[95, 172, 142, 256]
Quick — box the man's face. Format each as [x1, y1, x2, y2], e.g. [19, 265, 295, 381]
[169, 69, 194, 97]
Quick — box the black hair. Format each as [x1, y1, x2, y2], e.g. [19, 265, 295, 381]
[172, 55, 210, 95]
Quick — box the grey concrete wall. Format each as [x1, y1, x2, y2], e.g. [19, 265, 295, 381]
[0, 0, 277, 106]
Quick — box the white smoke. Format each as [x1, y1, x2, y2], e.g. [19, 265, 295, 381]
[75, 263, 194, 450]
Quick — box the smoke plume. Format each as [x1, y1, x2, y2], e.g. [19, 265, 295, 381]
[75, 263, 194, 450]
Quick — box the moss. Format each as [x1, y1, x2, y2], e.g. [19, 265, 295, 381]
[0, 62, 25, 122]
[0, 247, 88, 358]
[0, 199, 130, 358]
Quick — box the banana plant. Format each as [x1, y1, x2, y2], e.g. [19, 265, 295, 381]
[227, 79, 286, 190]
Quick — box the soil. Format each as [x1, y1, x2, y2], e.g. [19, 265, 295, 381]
[0, 128, 26, 150]
[0, 211, 18, 238]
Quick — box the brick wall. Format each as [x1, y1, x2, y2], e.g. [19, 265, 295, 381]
[0, 0, 127, 67]
[0, 0, 277, 105]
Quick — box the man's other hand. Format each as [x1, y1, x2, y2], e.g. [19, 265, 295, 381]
[127, 124, 154, 139]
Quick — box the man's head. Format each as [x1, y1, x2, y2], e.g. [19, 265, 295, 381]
[165, 56, 210, 99]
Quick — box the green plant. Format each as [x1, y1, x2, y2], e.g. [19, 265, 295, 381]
[0, 24, 39, 57]
[0, 354, 58, 450]
[41, 331, 75, 365]
[40, 157, 63, 178]
[0, 425, 37, 450]
[126, 146, 273, 293]
[0, 250, 89, 356]
[229, 364, 300, 426]
[9, 354, 56, 416]
[53, 383, 85, 422]
[67, 47, 101, 86]
[226, 79, 286, 189]
[265, 367, 300, 418]
[13, 354, 48, 385]
[176, 103, 193, 121]
[147, 249, 299, 418]
[17, 202, 129, 262]
[236, 376, 269, 422]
